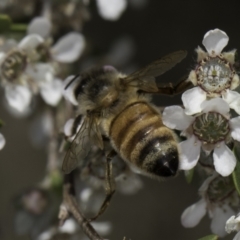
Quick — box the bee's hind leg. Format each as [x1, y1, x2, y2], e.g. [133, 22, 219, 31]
[139, 74, 193, 96]
[88, 150, 116, 222]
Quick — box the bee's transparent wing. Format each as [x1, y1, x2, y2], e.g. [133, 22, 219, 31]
[122, 50, 187, 92]
[62, 115, 103, 174]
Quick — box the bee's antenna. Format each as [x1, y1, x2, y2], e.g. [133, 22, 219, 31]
[64, 74, 80, 90]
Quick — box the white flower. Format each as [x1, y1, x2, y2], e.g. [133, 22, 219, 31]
[91, 221, 112, 236]
[0, 35, 44, 112]
[96, 0, 127, 20]
[185, 29, 240, 114]
[27, 17, 86, 63]
[59, 219, 77, 234]
[37, 219, 78, 240]
[182, 199, 235, 237]
[225, 215, 240, 240]
[0, 132, 6, 150]
[0, 35, 44, 85]
[181, 175, 236, 237]
[15, 17, 86, 109]
[0, 33, 64, 111]
[226, 215, 240, 233]
[163, 98, 240, 176]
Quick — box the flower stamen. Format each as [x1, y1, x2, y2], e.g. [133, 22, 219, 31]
[196, 56, 235, 95]
[1, 50, 27, 83]
[192, 112, 230, 144]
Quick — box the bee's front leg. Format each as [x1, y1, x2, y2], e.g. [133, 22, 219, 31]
[88, 150, 116, 222]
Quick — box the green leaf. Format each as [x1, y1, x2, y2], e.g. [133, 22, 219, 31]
[0, 119, 4, 128]
[49, 170, 63, 196]
[198, 234, 218, 240]
[0, 14, 12, 32]
[10, 24, 27, 33]
[0, 14, 27, 33]
[64, 140, 72, 151]
[233, 142, 240, 196]
[184, 168, 194, 183]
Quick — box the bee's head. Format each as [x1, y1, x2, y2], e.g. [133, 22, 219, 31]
[63, 66, 121, 113]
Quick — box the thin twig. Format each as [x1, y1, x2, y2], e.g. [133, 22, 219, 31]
[60, 173, 104, 240]
[46, 107, 59, 172]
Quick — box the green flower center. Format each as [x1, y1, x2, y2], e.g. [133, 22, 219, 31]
[196, 56, 234, 94]
[192, 112, 230, 144]
[36, 43, 51, 62]
[207, 176, 235, 203]
[1, 50, 27, 83]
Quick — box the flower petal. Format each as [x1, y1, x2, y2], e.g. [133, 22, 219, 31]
[0, 39, 18, 52]
[230, 117, 240, 141]
[233, 231, 240, 240]
[0, 133, 6, 150]
[222, 50, 236, 65]
[80, 187, 93, 203]
[162, 105, 194, 130]
[26, 63, 55, 83]
[179, 135, 201, 170]
[213, 142, 236, 176]
[223, 90, 240, 115]
[96, 0, 127, 20]
[182, 87, 206, 115]
[40, 78, 62, 106]
[36, 229, 54, 240]
[211, 205, 235, 237]
[0, 52, 6, 66]
[5, 85, 32, 112]
[51, 32, 85, 63]
[64, 118, 75, 137]
[201, 97, 229, 115]
[59, 219, 77, 233]
[231, 74, 240, 90]
[222, 89, 240, 104]
[62, 75, 81, 105]
[198, 174, 218, 193]
[225, 215, 240, 233]
[188, 70, 197, 85]
[202, 29, 229, 56]
[91, 221, 112, 236]
[181, 198, 207, 228]
[27, 17, 51, 38]
[18, 34, 44, 52]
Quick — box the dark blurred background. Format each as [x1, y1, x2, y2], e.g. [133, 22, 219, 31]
[0, 0, 239, 239]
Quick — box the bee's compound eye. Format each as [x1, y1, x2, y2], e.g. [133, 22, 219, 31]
[152, 151, 179, 177]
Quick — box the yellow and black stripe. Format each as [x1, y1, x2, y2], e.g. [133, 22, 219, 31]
[110, 102, 179, 178]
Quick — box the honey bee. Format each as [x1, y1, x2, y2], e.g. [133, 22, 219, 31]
[62, 50, 189, 220]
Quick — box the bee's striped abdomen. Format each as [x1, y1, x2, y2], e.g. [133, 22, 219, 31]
[110, 102, 179, 178]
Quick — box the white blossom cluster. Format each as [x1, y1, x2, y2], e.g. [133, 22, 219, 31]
[163, 29, 240, 177]
[0, 2, 150, 240]
[163, 28, 240, 238]
[0, 17, 85, 114]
